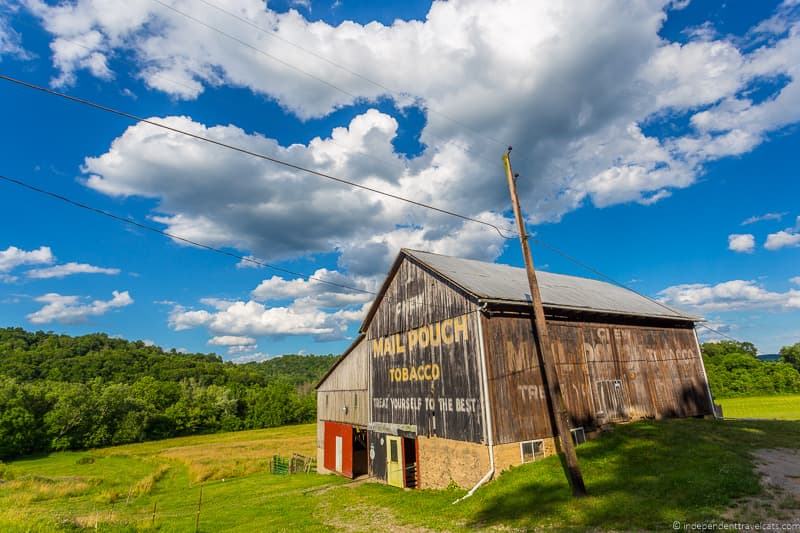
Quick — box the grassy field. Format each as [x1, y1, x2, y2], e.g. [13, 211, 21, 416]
[718, 394, 800, 420]
[1, 414, 799, 531]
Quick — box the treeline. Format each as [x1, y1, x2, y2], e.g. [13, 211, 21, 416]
[0, 328, 336, 459]
[702, 340, 800, 398]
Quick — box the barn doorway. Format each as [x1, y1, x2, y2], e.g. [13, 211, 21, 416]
[595, 379, 628, 422]
[352, 428, 368, 477]
[386, 436, 403, 487]
[403, 437, 418, 489]
[385, 436, 419, 488]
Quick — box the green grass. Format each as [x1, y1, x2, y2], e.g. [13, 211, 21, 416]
[717, 394, 800, 420]
[1, 418, 799, 531]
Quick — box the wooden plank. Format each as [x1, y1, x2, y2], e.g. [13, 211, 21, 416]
[483, 317, 712, 443]
[367, 258, 484, 443]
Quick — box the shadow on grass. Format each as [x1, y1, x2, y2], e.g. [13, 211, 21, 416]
[464, 417, 800, 530]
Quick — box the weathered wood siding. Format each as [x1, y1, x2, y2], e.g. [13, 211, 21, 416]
[317, 338, 369, 427]
[483, 316, 711, 444]
[367, 258, 485, 443]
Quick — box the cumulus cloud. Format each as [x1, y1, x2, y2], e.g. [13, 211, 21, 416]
[169, 298, 367, 341]
[728, 233, 755, 253]
[18, 0, 800, 326]
[765, 230, 800, 250]
[659, 280, 800, 311]
[208, 335, 257, 346]
[80, 111, 510, 276]
[251, 268, 374, 306]
[0, 246, 54, 275]
[26, 290, 134, 324]
[170, 269, 371, 341]
[25, 262, 120, 279]
[25, 0, 794, 282]
[791, 276, 800, 285]
[765, 216, 800, 250]
[230, 351, 273, 363]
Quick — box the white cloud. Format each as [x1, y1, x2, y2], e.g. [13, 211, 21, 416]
[25, 262, 120, 279]
[742, 212, 786, 225]
[765, 230, 800, 250]
[169, 299, 367, 341]
[21, 0, 799, 235]
[236, 256, 263, 269]
[0, 4, 32, 61]
[0, 246, 54, 274]
[669, 0, 692, 10]
[17, 1, 800, 290]
[26, 290, 134, 324]
[170, 269, 371, 341]
[659, 280, 800, 311]
[696, 320, 736, 343]
[728, 233, 755, 253]
[208, 335, 257, 346]
[765, 216, 800, 250]
[251, 268, 373, 305]
[230, 351, 273, 363]
[791, 276, 800, 285]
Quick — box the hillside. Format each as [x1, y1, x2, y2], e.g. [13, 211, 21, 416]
[0, 328, 337, 459]
[0, 327, 337, 386]
[1, 414, 799, 531]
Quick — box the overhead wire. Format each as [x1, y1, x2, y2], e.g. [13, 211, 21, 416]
[0, 173, 374, 296]
[146, 0, 503, 165]
[0, 167, 741, 344]
[528, 236, 743, 343]
[190, 0, 510, 149]
[0, 73, 519, 240]
[0, 66, 741, 344]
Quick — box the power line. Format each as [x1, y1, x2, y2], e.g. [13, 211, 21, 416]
[0, 78, 740, 344]
[0, 173, 374, 296]
[0, 73, 518, 240]
[147, 0, 499, 164]
[0, 170, 742, 345]
[529, 236, 744, 343]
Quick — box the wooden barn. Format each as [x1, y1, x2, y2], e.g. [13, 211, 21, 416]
[316, 249, 714, 489]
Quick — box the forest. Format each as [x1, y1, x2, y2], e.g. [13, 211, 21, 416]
[701, 339, 800, 398]
[0, 328, 336, 459]
[1, 327, 799, 460]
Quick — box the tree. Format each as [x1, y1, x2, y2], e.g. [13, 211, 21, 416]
[780, 342, 800, 371]
[701, 340, 758, 359]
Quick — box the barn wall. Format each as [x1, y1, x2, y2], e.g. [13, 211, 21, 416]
[483, 315, 711, 444]
[417, 437, 489, 489]
[317, 339, 369, 427]
[367, 258, 485, 443]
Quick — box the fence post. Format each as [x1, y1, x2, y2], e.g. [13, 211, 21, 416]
[151, 501, 157, 526]
[195, 484, 203, 532]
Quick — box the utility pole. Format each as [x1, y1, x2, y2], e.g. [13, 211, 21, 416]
[502, 147, 588, 497]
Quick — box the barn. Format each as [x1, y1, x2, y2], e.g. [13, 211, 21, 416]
[316, 248, 714, 490]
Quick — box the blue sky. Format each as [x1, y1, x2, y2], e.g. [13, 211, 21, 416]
[0, 0, 798, 359]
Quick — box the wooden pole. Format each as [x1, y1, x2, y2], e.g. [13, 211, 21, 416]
[502, 147, 588, 497]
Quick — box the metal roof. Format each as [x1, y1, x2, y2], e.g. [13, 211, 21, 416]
[403, 249, 699, 322]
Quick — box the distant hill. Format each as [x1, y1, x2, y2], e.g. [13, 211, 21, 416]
[0, 327, 339, 459]
[0, 327, 337, 386]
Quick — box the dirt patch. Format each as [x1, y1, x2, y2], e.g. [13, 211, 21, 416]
[316, 489, 440, 532]
[725, 448, 800, 525]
